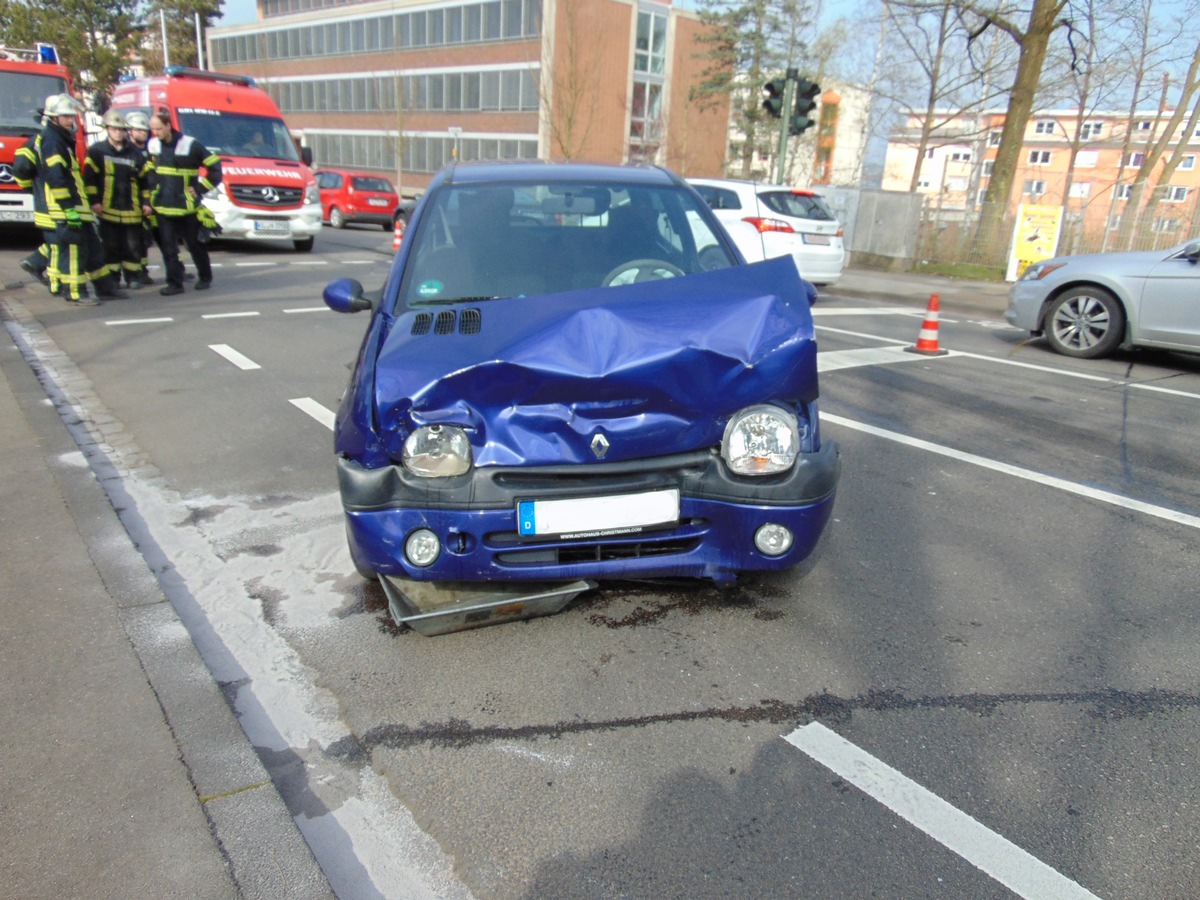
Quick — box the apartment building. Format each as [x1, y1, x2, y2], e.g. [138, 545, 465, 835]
[207, 0, 730, 194]
[884, 109, 1200, 248]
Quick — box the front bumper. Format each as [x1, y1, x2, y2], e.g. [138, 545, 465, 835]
[339, 443, 840, 583]
[210, 199, 323, 241]
[1005, 280, 1051, 332]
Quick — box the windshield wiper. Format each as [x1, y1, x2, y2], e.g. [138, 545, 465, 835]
[418, 295, 506, 306]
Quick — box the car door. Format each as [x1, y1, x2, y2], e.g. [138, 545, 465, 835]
[1136, 241, 1200, 349]
[317, 172, 341, 215]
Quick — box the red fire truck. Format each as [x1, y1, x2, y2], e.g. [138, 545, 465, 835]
[0, 43, 86, 227]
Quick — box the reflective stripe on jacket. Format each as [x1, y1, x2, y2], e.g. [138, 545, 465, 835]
[13, 135, 54, 229]
[85, 139, 151, 225]
[147, 132, 222, 217]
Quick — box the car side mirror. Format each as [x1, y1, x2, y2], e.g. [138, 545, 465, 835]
[300, 146, 314, 167]
[1182, 241, 1200, 263]
[324, 278, 373, 313]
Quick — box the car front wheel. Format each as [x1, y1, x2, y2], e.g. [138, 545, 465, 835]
[1044, 287, 1125, 359]
[329, 207, 345, 229]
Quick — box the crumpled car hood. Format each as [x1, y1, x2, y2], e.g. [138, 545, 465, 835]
[372, 256, 818, 466]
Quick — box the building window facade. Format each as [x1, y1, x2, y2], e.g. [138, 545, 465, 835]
[1028, 150, 1051, 165]
[629, 5, 669, 160]
[213, 0, 543, 65]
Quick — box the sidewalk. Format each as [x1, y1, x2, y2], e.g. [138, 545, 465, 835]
[0, 271, 334, 897]
[828, 266, 1012, 315]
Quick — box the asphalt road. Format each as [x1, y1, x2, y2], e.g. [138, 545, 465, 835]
[4, 225, 1199, 899]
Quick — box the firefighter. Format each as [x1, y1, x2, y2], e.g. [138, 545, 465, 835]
[123, 110, 159, 284]
[144, 110, 222, 295]
[37, 93, 126, 305]
[85, 109, 152, 288]
[13, 96, 54, 288]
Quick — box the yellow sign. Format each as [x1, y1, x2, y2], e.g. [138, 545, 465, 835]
[1006, 204, 1063, 281]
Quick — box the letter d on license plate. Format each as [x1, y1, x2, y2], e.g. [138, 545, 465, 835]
[517, 488, 679, 539]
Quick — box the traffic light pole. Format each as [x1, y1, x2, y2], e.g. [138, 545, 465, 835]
[774, 68, 798, 185]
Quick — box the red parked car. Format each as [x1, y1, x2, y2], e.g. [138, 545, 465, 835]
[316, 168, 399, 230]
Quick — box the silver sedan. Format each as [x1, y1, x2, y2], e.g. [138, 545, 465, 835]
[1005, 238, 1200, 358]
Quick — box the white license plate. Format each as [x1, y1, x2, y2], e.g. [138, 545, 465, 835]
[517, 488, 680, 539]
[802, 233, 830, 245]
[252, 219, 291, 234]
[0, 210, 33, 222]
[367, 199, 388, 207]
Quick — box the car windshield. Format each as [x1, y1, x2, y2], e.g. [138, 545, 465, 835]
[175, 110, 302, 162]
[0, 71, 67, 134]
[398, 178, 738, 306]
[352, 176, 394, 193]
[760, 190, 836, 221]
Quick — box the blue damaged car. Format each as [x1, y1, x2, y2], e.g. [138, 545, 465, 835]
[324, 161, 839, 633]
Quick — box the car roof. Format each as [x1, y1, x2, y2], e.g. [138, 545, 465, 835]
[688, 176, 820, 197]
[440, 160, 681, 188]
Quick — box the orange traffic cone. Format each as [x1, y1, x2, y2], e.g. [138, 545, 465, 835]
[905, 293, 949, 356]
[391, 217, 405, 252]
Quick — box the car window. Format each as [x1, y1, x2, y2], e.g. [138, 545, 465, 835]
[396, 180, 738, 307]
[352, 176, 395, 193]
[759, 190, 835, 221]
[317, 172, 341, 189]
[693, 184, 743, 211]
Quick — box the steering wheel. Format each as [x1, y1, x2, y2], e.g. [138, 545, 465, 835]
[602, 258, 686, 286]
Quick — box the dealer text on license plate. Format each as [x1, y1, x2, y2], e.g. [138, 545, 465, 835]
[517, 488, 680, 539]
[802, 233, 830, 245]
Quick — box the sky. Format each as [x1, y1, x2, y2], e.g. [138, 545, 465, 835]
[218, 0, 259, 27]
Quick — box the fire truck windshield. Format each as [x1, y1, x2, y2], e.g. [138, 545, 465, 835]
[0, 71, 67, 133]
[176, 110, 301, 162]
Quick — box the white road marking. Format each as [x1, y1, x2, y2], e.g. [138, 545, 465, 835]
[1131, 382, 1200, 400]
[202, 311, 260, 320]
[283, 306, 330, 314]
[823, 412, 1200, 530]
[208, 344, 261, 370]
[818, 346, 959, 372]
[105, 317, 174, 326]
[817, 324, 909, 345]
[812, 307, 925, 317]
[291, 260, 330, 266]
[289, 397, 336, 430]
[339, 259, 378, 264]
[235, 261, 276, 267]
[784, 723, 1099, 900]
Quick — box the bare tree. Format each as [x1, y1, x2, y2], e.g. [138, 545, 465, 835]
[539, 1, 610, 161]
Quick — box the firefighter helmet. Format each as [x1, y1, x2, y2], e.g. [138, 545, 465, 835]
[124, 110, 150, 131]
[44, 94, 84, 118]
[101, 109, 127, 129]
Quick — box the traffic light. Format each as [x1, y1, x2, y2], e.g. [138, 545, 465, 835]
[762, 78, 786, 119]
[789, 78, 820, 136]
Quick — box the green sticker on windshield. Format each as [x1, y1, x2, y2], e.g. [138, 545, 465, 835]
[417, 279, 444, 297]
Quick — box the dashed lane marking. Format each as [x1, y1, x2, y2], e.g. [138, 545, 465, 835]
[289, 397, 336, 430]
[823, 412, 1200, 530]
[202, 311, 260, 320]
[784, 723, 1100, 900]
[105, 317, 174, 326]
[208, 344, 261, 370]
[282, 307, 330, 314]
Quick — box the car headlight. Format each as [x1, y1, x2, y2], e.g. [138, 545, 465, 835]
[721, 405, 800, 475]
[403, 425, 472, 477]
[305, 182, 320, 204]
[1020, 261, 1066, 281]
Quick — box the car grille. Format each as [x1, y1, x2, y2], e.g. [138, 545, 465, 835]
[491, 534, 702, 567]
[230, 184, 305, 208]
